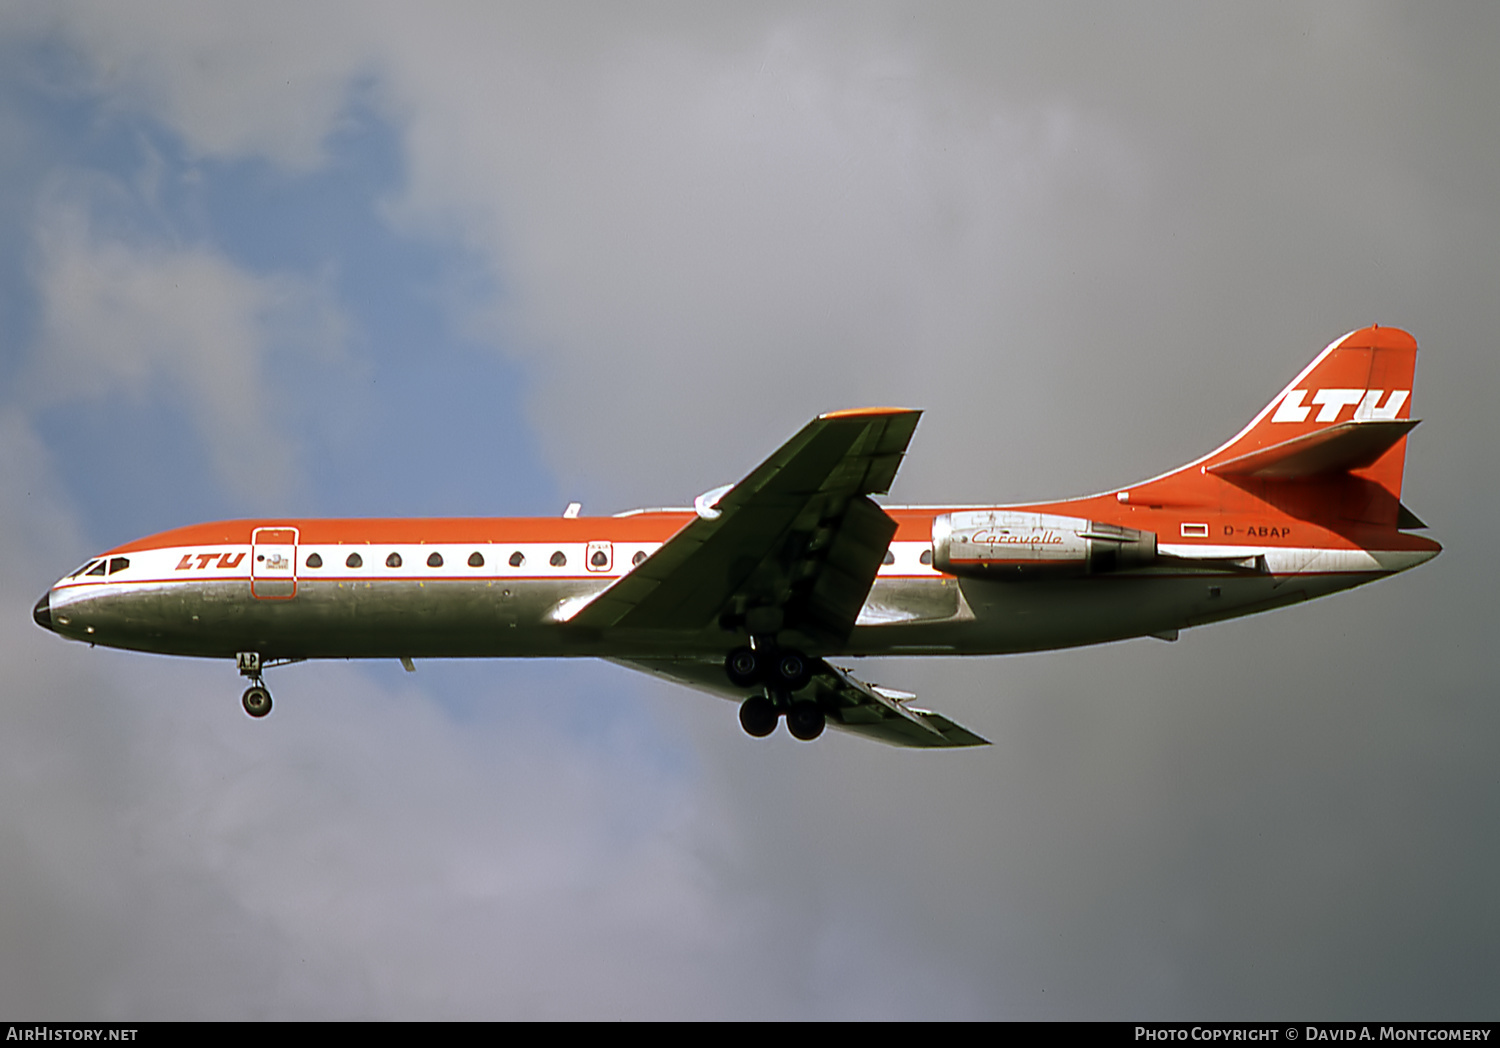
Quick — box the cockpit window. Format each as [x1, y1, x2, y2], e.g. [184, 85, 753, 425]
[107, 557, 129, 574]
[69, 560, 100, 578]
[86, 561, 107, 576]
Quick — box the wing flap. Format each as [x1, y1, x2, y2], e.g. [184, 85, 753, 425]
[798, 495, 899, 642]
[812, 663, 989, 747]
[611, 656, 990, 749]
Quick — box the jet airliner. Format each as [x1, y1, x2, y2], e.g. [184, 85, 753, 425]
[33, 326, 1439, 746]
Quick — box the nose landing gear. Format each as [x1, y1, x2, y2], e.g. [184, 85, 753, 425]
[236, 652, 272, 719]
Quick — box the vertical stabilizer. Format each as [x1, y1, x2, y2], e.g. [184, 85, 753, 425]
[1200, 325, 1418, 497]
[1131, 327, 1422, 529]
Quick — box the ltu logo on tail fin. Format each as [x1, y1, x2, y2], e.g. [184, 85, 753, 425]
[1271, 389, 1409, 424]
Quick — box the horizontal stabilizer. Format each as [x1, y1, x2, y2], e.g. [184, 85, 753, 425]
[1207, 419, 1417, 480]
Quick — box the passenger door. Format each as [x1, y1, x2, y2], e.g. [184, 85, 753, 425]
[251, 527, 299, 599]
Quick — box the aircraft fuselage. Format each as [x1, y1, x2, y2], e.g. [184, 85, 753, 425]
[36, 506, 1437, 661]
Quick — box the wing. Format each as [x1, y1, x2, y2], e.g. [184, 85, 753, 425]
[571, 407, 921, 646]
[614, 657, 990, 749]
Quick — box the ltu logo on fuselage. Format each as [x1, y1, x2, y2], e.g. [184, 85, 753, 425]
[175, 551, 246, 570]
[1271, 388, 1409, 424]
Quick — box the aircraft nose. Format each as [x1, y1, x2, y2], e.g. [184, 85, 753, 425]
[33, 591, 54, 632]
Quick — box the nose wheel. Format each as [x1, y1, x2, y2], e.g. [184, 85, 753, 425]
[242, 684, 273, 718]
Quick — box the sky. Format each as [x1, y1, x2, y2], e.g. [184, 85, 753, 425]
[2, 2, 1497, 1020]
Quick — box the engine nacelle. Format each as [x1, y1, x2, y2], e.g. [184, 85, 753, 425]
[931, 511, 1156, 578]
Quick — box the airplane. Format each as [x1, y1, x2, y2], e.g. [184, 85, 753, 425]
[32, 325, 1439, 747]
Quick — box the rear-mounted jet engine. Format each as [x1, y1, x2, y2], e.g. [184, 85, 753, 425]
[931, 511, 1157, 577]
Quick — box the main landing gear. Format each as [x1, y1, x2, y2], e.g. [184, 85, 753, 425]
[725, 643, 826, 742]
[236, 651, 272, 718]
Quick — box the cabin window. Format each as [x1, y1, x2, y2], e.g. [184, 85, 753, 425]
[346, 552, 363, 569]
[590, 550, 608, 568]
[386, 552, 403, 568]
[919, 549, 933, 566]
[632, 551, 647, 566]
[305, 553, 323, 569]
[550, 551, 566, 567]
[108, 557, 129, 574]
[509, 551, 525, 567]
[468, 552, 485, 567]
[427, 552, 443, 568]
[883, 549, 895, 566]
[86, 561, 107, 576]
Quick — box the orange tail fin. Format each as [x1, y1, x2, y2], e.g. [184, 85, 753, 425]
[1139, 326, 1422, 528]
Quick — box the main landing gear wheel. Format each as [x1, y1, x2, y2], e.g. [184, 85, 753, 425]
[738, 694, 779, 737]
[773, 650, 813, 692]
[785, 703, 826, 741]
[242, 684, 273, 719]
[725, 646, 763, 688]
[725, 645, 814, 691]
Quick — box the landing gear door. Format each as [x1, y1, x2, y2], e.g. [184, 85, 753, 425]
[251, 527, 299, 599]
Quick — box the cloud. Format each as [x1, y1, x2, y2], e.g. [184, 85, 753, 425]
[24, 181, 347, 500]
[22, 5, 1498, 502]
[33, 1, 372, 171]
[0, 625, 736, 1018]
[22, 4, 1166, 502]
[371, 8, 1164, 504]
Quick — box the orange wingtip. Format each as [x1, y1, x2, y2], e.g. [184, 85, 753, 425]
[818, 406, 917, 419]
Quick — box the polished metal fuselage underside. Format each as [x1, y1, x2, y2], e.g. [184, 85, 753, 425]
[47, 566, 1380, 664]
